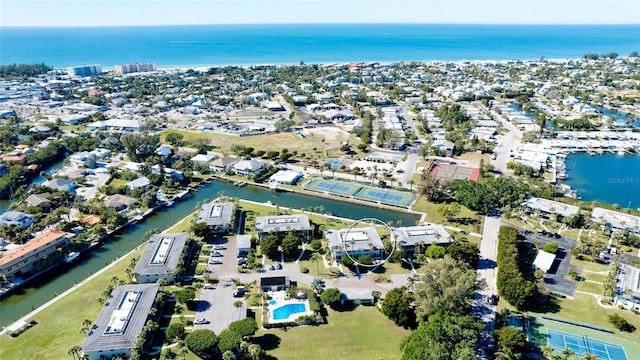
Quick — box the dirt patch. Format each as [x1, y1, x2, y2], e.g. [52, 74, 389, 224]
[304, 127, 350, 147]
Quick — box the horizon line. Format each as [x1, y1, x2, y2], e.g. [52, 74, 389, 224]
[2, 22, 640, 28]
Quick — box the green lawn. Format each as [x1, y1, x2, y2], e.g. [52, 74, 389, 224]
[571, 257, 611, 273]
[410, 195, 480, 233]
[0, 248, 144, 360]
[160, 130, 329, 160]
[254, 306, 410, 360]
[576, 280, 604, 294]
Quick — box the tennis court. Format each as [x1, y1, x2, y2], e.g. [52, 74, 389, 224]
[355, 187, 415, 207]
[430, 163, 480, 181]
[304, 178, 362, 196]
[547, 329, 628, 360]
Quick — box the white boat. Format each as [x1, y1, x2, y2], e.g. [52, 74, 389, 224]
[166, 200, 175, 207]
[64, 252, 80, 263]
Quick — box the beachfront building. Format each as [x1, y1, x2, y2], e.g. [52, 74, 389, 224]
[591, 207, 640, 233]
[113, 63, 157, 75]
[326, 226, 384, 262]
[391, 224, 451, 254]
[67, 64, 102, 77]
[134, 233, 188, 284]
[197, 201, 235, 234]
[0, 211, 35, 228]
[80, 283, 160, 360]
[255, 214, 311, 241]
[522, 196, 580, 221]
[0, 230, 70, 280]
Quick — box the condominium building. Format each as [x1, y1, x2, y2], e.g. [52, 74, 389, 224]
[113, 63, 157, 75]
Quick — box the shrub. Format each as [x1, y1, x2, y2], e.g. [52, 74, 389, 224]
[228, 318, 259, 337]
[165, 323, 185, 343]
[341, 256, 354, 267]
[185, 329, 218, 357]
[496, 226, 536, 309]
[609, 314, 636, 332]
[217, 329, 242, 353]
[310, 239, 322, 251]
[543, 242, 559, 254]
[494, 326, 527, 351]
[358, 254, 373, 265]
[320, 288, 342, 307]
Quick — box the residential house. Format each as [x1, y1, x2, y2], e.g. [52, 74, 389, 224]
[134, 233, 188, 284]
[125, 177, 151, 190]
[340, 288, 374, 306]
[0, 211, 35, 228]
[80, 283, 160, 360]
[269, 170, 303, 185]
[233, 159, 263, 177]
[209, 156, 238, 173]
[433, 139, 455, 157]
[44, 178, 77, 192]
[255, 214, 311, 241]
[104, 194, 138, 211]
[25, 193, 52, 212]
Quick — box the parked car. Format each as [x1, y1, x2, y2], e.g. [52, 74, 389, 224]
[488, 294, 499, 306]
[211, 251, 223, 257]
[553, 233, 561, 238]
[203, 283, 214, 289]
[213, 245, 226, 250]
[268, 265, 276, 271]
[233, 286, 246, 297]
[237, 258, 247, 265]
[194, 318, 210, 325]
[276, 263, 283, 270]
[209, 259, 222, 265]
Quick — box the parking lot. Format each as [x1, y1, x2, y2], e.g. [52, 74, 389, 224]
[523, 230, 578, 297]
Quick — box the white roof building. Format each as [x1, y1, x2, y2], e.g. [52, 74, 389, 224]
[523, 197, 580, 218]
[592, 207, 640, 233]
[532, 250, 556, 273]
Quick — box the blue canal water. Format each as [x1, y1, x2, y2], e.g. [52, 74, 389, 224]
[0, 179, 418, 327]
[2, 24, 639, 68]
[563, 153, 640, 208]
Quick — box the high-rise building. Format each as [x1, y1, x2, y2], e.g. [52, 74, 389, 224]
[66, 65, 102, 77]
[113, 63, 157, 75]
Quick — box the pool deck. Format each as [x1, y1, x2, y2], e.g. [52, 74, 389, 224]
[265, 291, 312, 324]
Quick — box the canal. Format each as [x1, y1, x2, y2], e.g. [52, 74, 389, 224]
[0, 179, 419, 327]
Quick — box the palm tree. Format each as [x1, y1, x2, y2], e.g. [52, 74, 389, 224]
[495, 347, 519, 360]
[80, 319, 92, 336]
[561, 347, 575, 360]
[222, 350, 236, 360]
[542, 344, 555, 359]
[247, 344, 265, 360]
[67, 346, 81, 359]
[581, 353, 598, 360]
[310, 252, 323, 275]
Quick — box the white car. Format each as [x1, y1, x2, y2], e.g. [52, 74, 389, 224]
[213, 245, 226, 250]
[209, 259, 222, 265]
[194, 318, 210, 325]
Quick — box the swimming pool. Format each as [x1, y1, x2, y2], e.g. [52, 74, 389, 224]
[269, 300, 277, 305]
[272, 303, 307, 321]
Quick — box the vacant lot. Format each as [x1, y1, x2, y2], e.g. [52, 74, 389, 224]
[254, 306, 410, 360]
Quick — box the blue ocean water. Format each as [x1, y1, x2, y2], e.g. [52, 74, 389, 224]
[564, 154, 640, 208]
[1, 24, 639, 69]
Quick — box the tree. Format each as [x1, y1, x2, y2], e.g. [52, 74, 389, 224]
[310, 251, 323, 275]
[494, 326, 526, 352]
[67, 345, 81, 360]
[414, 256, 485, 321]
[80, 318, 92, 336]
[191, 222, 211, 238]
[281, 233, 300, 255]
[446, 241, 480, 268]
[165, 132, 184, 146]
[320, 288, 342, 307]
[218, 329, 242, 353]
[425, 244, 446, 259]
[581, 353, 599, 360]
[228, 318, 258, 337]
[561, 347, 576, 360]
[495, 347, 519, 360]
[175, 288, 196, 304]
[184, 329, 218, 357]
[259, 234, 280, 258]
[543, 242, 559, 254]
[400, 311, 483, 360]
[608, 314, 635, 332]
[165, 323, 185, 342]
[311, 277, 326, 294]
[121, 133, 160, 162]
[381, 286, 416, 328]
[222, 350, 236, 360]
[541, 344, 555, 359]
[247, 344, 266, 360]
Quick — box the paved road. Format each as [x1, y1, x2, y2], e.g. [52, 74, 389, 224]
[487, 106, 522, 174]
[473, 215, 500, 359]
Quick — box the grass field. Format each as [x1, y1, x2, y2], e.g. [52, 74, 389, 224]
[160, 130, 329, 159]
[0, 247, 144, 360]
[254, 306, 410, 360]
[410, 195, 480, 233]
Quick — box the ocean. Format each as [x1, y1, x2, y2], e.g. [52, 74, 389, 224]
[563, 153, 640, 209]
[1, 24, 639, 69]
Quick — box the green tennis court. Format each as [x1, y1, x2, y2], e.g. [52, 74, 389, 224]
[304, 178, 362, 196]
[304, 178, 415, 208]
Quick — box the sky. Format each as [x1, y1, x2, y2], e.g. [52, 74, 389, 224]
[1, 0, 639, 27]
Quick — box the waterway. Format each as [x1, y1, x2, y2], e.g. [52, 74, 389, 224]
[598, 106, 640, 128]
[0, 179, 418, 327]
[563, 153, 640, 208]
